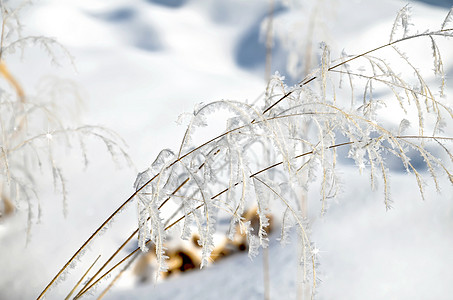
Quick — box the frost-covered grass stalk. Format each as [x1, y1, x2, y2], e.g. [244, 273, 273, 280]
[39, 6, 453, 300]
[0, 2, 130, 241]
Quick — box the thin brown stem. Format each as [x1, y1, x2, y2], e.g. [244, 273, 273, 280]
[64, 255, 101, 300]
[74, 246, 144, 300]
[74, 230, 137, 298]
[36, 173, 159, 300]
[75, 133, 450, 298]
[75, 176, 191, 298]
[96, 252, 141, 300]
[39, 23, 453, 297]
[261, 29, 453, 118]
[164, 203, 204, 231]
[158, 177, 190, 210]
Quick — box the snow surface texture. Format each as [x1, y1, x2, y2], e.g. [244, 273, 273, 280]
[1, 0, 453, 299]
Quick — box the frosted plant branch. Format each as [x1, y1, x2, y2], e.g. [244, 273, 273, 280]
[39, 7, 453, 299]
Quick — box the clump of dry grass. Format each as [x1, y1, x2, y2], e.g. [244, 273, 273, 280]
[0, 2, 131, 241]
[37, 5, 453, 300]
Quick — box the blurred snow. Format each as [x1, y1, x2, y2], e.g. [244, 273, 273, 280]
[0, 0, 452, 299]
[413, 0, 453, 8]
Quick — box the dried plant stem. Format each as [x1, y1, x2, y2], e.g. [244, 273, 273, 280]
[96, 252, 141, 300]
[164, 203, 204, 231]
[72, 132, 452, 298]
[65, 255, 101, 300]
[74, 231, 137, 299]
[0, 61, 25, 102]
[39, 114, 320, 298]
[36, 173, 159, 300]
[73, 177, 191, 298]
[261, 28, 453, 116]
[38, 20, 453, 297]
[74, 245, 144, 300]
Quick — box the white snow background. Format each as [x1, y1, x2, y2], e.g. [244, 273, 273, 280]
[1, 0, 453, 299]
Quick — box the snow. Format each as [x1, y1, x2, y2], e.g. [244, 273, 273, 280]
[1, 0, 453, 299]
